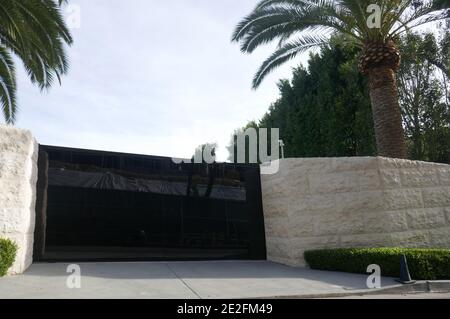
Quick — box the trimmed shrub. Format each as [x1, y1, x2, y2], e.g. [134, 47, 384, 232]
[304, 248, 450, 280]
[0, 238, 18, 277]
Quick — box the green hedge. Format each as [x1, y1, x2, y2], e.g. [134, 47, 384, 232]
[0, 238, 18, 277]
[304, 248, 450, 280]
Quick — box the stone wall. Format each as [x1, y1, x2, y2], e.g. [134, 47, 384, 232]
[0, 125, 38, 274]
[261, 157, 450, 267]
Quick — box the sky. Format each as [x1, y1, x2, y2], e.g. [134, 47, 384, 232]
[13, 0, 310, 162]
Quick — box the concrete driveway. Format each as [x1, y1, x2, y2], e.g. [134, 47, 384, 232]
[0, 261, 400, 299]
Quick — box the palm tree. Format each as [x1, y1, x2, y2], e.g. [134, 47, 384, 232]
[0, 0, 73, 124]
[232, 0, 449, 159]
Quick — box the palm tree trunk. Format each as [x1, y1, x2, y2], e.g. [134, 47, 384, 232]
[368, 67, 407, 159]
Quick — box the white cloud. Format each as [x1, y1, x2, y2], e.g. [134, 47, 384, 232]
[14, 0, 309, 161]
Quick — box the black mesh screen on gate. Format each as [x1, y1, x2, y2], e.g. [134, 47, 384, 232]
[37, 145, 266, 261]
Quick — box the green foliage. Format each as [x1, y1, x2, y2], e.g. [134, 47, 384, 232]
[226, 121, 261, 163]
[193, 142, 217, 162]
[398, 31, 450, 163]
[0, 238, 18, 277]
[0, 0, 73, 124]
[304, 248, 450, 280]
[228, 38, 377, 160]
[232, 0, 450, 88]
[227, 32, 450, 163]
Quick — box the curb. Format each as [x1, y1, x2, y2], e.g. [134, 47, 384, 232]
[256, 281, 450, 299]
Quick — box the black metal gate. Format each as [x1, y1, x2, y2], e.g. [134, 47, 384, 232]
[34, 145, 266, 262]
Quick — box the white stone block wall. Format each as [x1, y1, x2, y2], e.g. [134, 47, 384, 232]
[0, 125, 38, 274]
[261, 157, 450, 267]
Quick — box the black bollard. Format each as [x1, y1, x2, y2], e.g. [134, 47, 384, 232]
[396, 254, 416, 284]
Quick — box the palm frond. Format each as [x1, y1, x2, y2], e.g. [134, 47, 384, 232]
[0, 47, 17, 124]
[233, 0, 448, 88]
[252, 34, 327, 88]
[0, 0, 73, 123]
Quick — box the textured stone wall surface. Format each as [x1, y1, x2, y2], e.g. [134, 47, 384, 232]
[261, 157, 450, 267]
[0, 125, 38, 274]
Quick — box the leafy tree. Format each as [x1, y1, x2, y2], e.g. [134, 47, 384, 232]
[228, 39, 376, 161]
[188, 142, 218, 198]
[232, 0, 449, 159]
[398, 32, 450, 163]
[0, 0, 73, 124]
[226, 121, 260, 163]
[193, 142, 217, 163]
[228, 33, 449, 164]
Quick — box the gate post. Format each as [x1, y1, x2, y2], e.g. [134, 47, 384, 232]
[0, 125, 38, 274]
[33, 150, 48, 261]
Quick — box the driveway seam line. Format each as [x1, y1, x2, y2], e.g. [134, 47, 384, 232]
[165, 263, 202, 299]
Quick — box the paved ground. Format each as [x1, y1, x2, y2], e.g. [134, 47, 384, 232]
[331, 293, 450, 299]
[0, 261, 409, 299]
